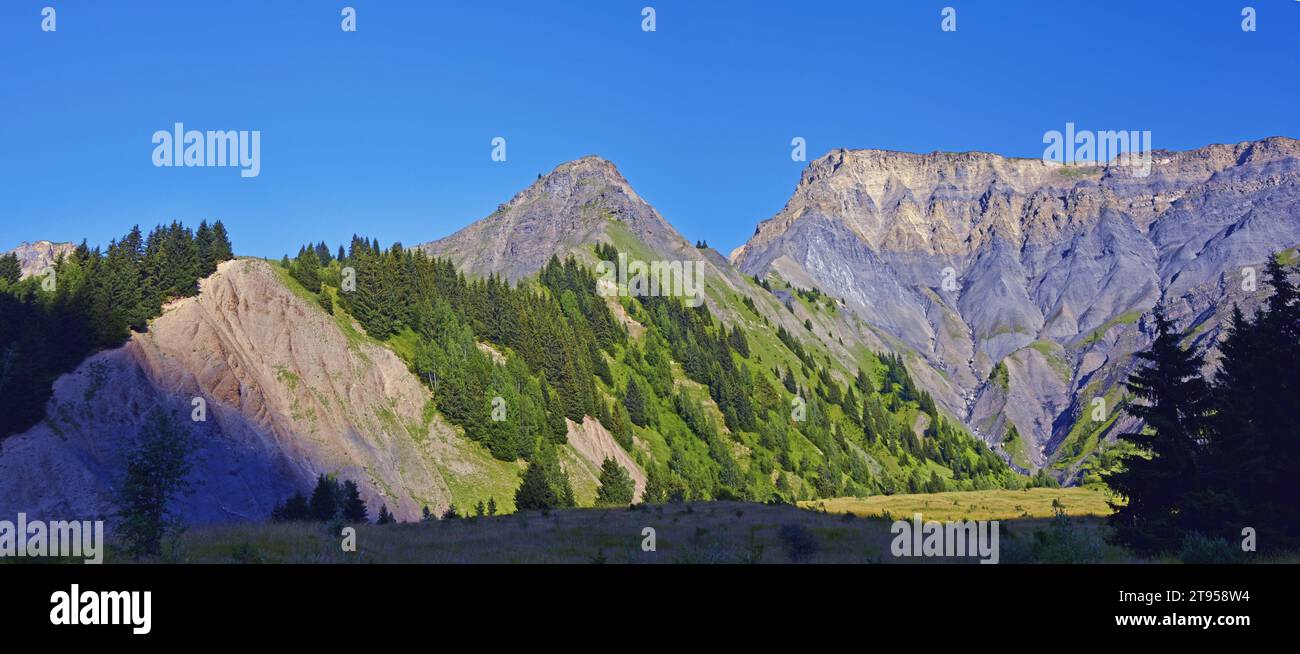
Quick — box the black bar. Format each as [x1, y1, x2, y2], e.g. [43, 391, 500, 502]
[1, 563, 1288, 643]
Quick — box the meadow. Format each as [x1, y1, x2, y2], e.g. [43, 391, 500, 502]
[153, 489, 1143, 564]
[803, 487, 1115, 522]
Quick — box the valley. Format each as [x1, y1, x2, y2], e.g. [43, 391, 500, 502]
[3, 138, 1299, 563]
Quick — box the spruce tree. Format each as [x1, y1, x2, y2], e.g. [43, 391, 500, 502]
[377, 504, 393, 524]
[195, 220, 216, 276]
[623, 377, 648, 427]
[340, 480, 369, 523]
[0, 253, 20, 285]
[114, 408, 193, 558]
[514, 461, 559, 511]
[308, 475, 340, 521]
[1201, 257, 1300, 546]
[594, 458, 636, 506]
[610, 401, 635, 451]
[1104, 308, 1212, 554]
[210, 220, 234, 263]
[642, 465, 668, 504]
[272, 492, 310, 522]
[292, 245, 322, 291]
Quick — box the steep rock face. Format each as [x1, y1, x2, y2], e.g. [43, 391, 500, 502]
[0, 259, 504, 524]
[734, 138, 1300, 472]
[564, 417, 646, 501]
[4, 240, 75, 279]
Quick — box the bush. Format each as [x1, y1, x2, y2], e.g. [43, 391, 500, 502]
[777, 523, 820, 563]
[230, 542, 264, 564]
[1030, 512, 1104, 563]
[1178, 532, 1245, 564]
[316, 289, 334, 314]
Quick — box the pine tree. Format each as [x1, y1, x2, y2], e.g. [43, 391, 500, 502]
[291, 245, 322, 291]
[855, 368, 874, 395]
[195, 220, 216, 276]
[340, 480, 369, 523]
[314, 241, 332, 266]
[272, 492, 310, 522]
[377, 504, 393, 524]
[210, 220, 234, 263]
[728, 324, 750, 357]
[623, 377, 648, 427]
[114, 408, 193, 558]
[1104, 308, 1212, 554]
[514, 461, 559, 511]
[594, 458, 636, 506]
[540, 377, 568, 442]
[1200, 257, 1300, 546]
[642, 465, 668, 504]
[308, 475, 340, 522]
[487, 497, 497, 516]
[0, 253, 20, 285]
[610, 401, 635, 451]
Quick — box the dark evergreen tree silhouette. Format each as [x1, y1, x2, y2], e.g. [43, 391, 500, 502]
[340, 480, 369, 523]
[308, 475, 340, 522]
[0, 253, 20, 284]
[1105, 307, 1212, 554]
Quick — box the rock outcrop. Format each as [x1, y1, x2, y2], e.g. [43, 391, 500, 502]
[564, 417, 646, 501]
[0, 259, 505, 524]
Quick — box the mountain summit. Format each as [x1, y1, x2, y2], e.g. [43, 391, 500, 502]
[418, 156, 693, 281]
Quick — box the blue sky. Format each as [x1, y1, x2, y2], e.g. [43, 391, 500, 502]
[3, 0, 1298, 258]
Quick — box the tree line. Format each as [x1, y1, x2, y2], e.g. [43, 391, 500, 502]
[0, 221, 233, 438]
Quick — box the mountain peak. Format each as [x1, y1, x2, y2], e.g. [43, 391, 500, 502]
[497, 155, 640, 214]
[418, 156, 687, 281]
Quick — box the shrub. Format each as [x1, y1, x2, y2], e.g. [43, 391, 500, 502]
[778, 523, 820, 563]
[1030, 512, 1104, 563]
[1177, 532, 1245, 564]
[230, 542, 264, 564]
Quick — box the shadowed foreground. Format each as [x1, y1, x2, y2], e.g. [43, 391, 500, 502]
[150, 498, 1238, 564]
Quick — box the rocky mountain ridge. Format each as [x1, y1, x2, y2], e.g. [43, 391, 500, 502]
[733, 136, 1300, 472]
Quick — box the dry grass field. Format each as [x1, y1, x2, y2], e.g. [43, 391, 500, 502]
[96, 489, 1292, 564]
[802, 487, 1116, 522]
[162, 495, 1128, 564]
